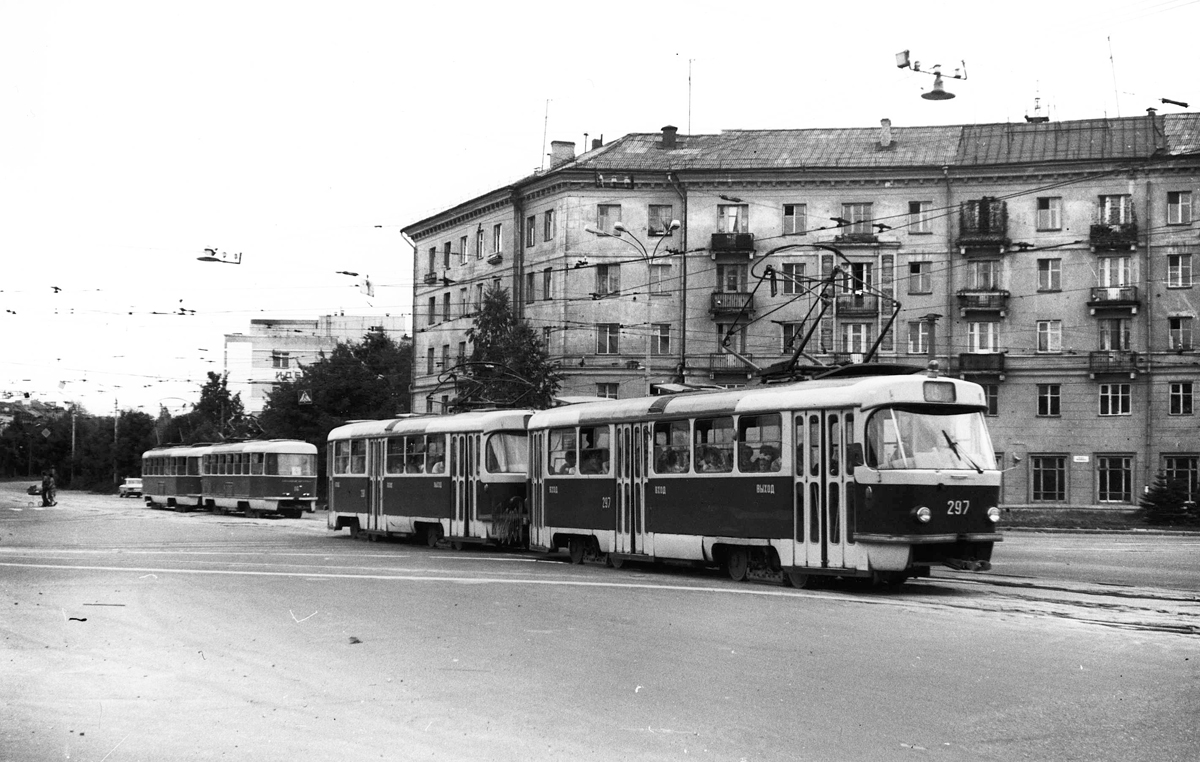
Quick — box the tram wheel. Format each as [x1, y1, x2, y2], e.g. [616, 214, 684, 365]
[451, 540, 464, 551]
[727, 548, 750, 582]
[786, 571, 816, 589]
[607, 554, 625, 570]
[568, 537, 585, 565]
[424, 525, 442, 548]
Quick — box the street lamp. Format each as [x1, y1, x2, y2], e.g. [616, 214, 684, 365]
[588, 219, 681, 395]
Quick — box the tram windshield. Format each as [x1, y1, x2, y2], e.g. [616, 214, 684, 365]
[865, 407, 995, 471]
[485, 432, 528, 474]
[268, 453, 317, 477]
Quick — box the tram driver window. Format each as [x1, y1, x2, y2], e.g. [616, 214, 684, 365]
[485, 432, 529, 474]
[653, 420, 691, 474]
[737, 414, 782, 473]
[579, 426, 611, 474]
[694, 416, 734, 473]
[548, 428, 577, 474]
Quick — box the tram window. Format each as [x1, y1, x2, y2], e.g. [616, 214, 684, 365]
[809, 415, 821, 477]
[349, 440, 367, 475]
[250, 453, 264, 475]
[332, 441, 350, 474]
[548, 428, 577, 474]
[737, 414, 782, 473]
[579, 426, 611, 474]
[653, 420, 691, 474]
[426, 435, 447, 474]
[828, 483, 841, 543]
[828, 415, 841, 476]
[485, 432, 529, 474]
[405, 437, 426, 473]
[385, 438, 405, 475]
[274, 453, 315, 476]
[188, 457, 200, 476]
[694, 416, 734, 473]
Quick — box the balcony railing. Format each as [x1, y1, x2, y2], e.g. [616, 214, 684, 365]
[708, 352, 755, 371]
[835, 294, 880, 314]
[1089, 350, 1139, 376]
[833, 231, 879, 245]
[710, 291, 755, 315]
[710, 232, 755, 254]
[957, 289, 1010, 315]
[486, 252, 504, 265]
[422, 272, 439, 285]
[957, 198, 1010, 249]
[957, 352, 1006, 374]
[1090, 209, 1138, 250]
[1087, 285, 1140, 312]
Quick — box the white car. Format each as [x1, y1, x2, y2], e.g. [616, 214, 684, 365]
[118, 477, 143, 498]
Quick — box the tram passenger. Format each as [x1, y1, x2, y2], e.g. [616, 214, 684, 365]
[697, 447, 724, 473]
[558, 451, 577, 474]
[581, 449, 604, 474]
[756, 445, 782, 472]
[738, 443, 755, 472]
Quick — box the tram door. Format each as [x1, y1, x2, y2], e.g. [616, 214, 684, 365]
[529, 431, 548, 549]
[796, 410, 848, 569]
[450, 433, 478, 539]
[615, 423, 650, 556]
[367, 438, 387, 534]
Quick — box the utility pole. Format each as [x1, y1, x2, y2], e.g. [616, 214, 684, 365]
[113, 399, 119, 485]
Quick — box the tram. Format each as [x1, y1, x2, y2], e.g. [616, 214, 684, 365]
[325, 410, 532, 546]
[527, 371, 1001, 585]
[140, 440, 318, 518]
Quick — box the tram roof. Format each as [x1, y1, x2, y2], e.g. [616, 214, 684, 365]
[142, 444, 212, 458]
[327, 409, 534, 441]
[206, 439, 317, 455]
[527, 374, 985, 428]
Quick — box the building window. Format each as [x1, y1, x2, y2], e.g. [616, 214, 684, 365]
[782, 263, 805, 294]
[1031, 455, 1067, 502]
[1099, 383, 1132, 416]
[651, 324, 671, 355]
[840, 202, 873, 236]
[968, 322, 999, 353]
[841, 323, 873, 354]
[907, 321, 929, 355]
[541, 327, 551, 350]
[982, 384, 999, 416]
[459, 287, 468, 316]
[1037, 258, 1061, 291]
[716, 264, 748, 293]
[1036, 320, 1062, 353]
[525, 216, 536, 247]
[543, 268, 552, 301]
[426, 347, 435, 375]
[782, 323, 802, 354]
[1099, 194, 1133, 225]
[475, 228, 484, 259]
[1036, 197, 1062, 230]
[427, 296, 437, 325]
[842, 262, 873, 293]
[457, 341, 467, 365]
[443, 242, 452, 269]
[1097, 455, 1133, 503]
[524, 272, 536, 302]
[1037, 384, 1061, 417]
[427, 247, 437, 274]
[492, 223, 503, 253]
[597, 204, 622, 234]
[648, 204, 674, 236]
[717, 204, 749, 233]
[1169, 317, 1193, 350]
[783, 204, 807, 235]
[596, 383, 619, 399]
[596, 324, 620, 354]
[908, 261, 932, 294]
[1167, 191, 1192, 225]
[595, 264, 620, 296]
[1098, 256, 1130, 287]
[966, 259, 1000, 290]
[474, 284, 484, 312]
[908, 201, 932, 233]
[543, 210, 556, 242]
[1170, 381, 1194, 416]
[1162, 455, 1199, 502]
[442, 293, 451, 322]
[1168, 253, 1193, 288]
[650, 263, 671, 294]
[459, 235, 468, 266]
[441, 344, 450, 371]
[271, 351, 290, 369]
[1098, 318, 1131, 351]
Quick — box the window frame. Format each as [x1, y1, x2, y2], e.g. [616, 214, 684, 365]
[1037, 384, 1061, 417]
[1031, 454, 1067, 502]
[1036, 196, 1062, 231]
[1098, 383, 1132, 416]
[1167, 191, 1192, 225]
[1037, 258, 1062, 292]
[783, 203, 807, 235]
[596, 323, 620, 355]
[908, 200, 932, 234]
[1169, 381, 1194, 416]
[1167, 253, 1193, 288]
[1036, 320, 1063, 353]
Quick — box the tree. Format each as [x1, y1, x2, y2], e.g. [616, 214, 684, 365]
[456, 285, 561, 410]
[1139, 471, 1197, 526]
[161, 372, 252, 443]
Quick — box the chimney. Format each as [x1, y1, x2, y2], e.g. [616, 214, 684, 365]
[591, 137, 603, 150]
[549, 140, 575, 167]
[879, 118, 893, 149]
[1147, 107, 1167, 154]
[661, 125, 678, 149]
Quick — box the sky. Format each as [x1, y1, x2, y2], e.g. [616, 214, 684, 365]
[2, 0, 1198, 416]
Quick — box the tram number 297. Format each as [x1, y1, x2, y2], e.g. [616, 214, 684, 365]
[947, 500, 970, 515]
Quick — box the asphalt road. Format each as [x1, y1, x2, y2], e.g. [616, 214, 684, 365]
[1, 484, 1198, 761]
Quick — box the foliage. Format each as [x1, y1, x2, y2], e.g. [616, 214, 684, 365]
[159, 372, 254, 444]
[1138, 471, 1197, 526]
[456, 285, 560, 410]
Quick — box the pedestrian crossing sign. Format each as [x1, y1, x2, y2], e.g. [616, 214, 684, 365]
[298, 390, 312, 405]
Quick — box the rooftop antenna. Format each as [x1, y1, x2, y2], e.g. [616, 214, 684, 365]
[1025, 87, 1049, 123]
[540, 99, 550, 171]
[688, 58, 694, 136]
[1108, 37, 1121, 117]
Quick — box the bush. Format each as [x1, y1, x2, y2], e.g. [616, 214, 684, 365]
[1138, 472, 1197, 526]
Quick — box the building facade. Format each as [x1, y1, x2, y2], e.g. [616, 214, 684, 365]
[224, 315, 409, 414]
[403, 113, 1200, 510]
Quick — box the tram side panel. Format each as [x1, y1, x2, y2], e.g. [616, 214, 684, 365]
[542, 476, 616, 550]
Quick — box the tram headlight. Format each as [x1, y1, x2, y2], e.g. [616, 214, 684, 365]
[987, 506, 1001, 523]
[913, 506, 932, 524]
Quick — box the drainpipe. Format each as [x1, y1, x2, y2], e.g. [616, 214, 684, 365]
[667, 172, 689, 382]
[513, 191, 526, 318]
[942, 166, 954, 370]
[1143, 177, 1154, 494]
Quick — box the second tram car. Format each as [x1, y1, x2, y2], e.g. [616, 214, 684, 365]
[142, 444, 207, 510]
[326, 410, 531, 546]
[199, 440, 319, 518]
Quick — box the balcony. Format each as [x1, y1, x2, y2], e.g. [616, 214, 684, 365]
[957, 352, 1006, 377]
[1090, 209, 1138, 251]
[710, 232, 755, 256]
[957, 289, 1010, 316]
[710, 291, 755, 316]
[422, 272, 439, 285]
[833, 231, 879, 245]
[1089, 350, 1139, 378]
[957, 198, 1010, 251]
[486, 252, 504, 265]
[1087, 285, 1140, 314]
[708, 352, 755, 372]
[835, 294, 880, 315]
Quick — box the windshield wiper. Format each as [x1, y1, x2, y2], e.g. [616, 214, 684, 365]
[942, 430, 983, 474]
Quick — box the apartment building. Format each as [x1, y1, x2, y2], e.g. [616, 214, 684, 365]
[404, 112, 1200, 509]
